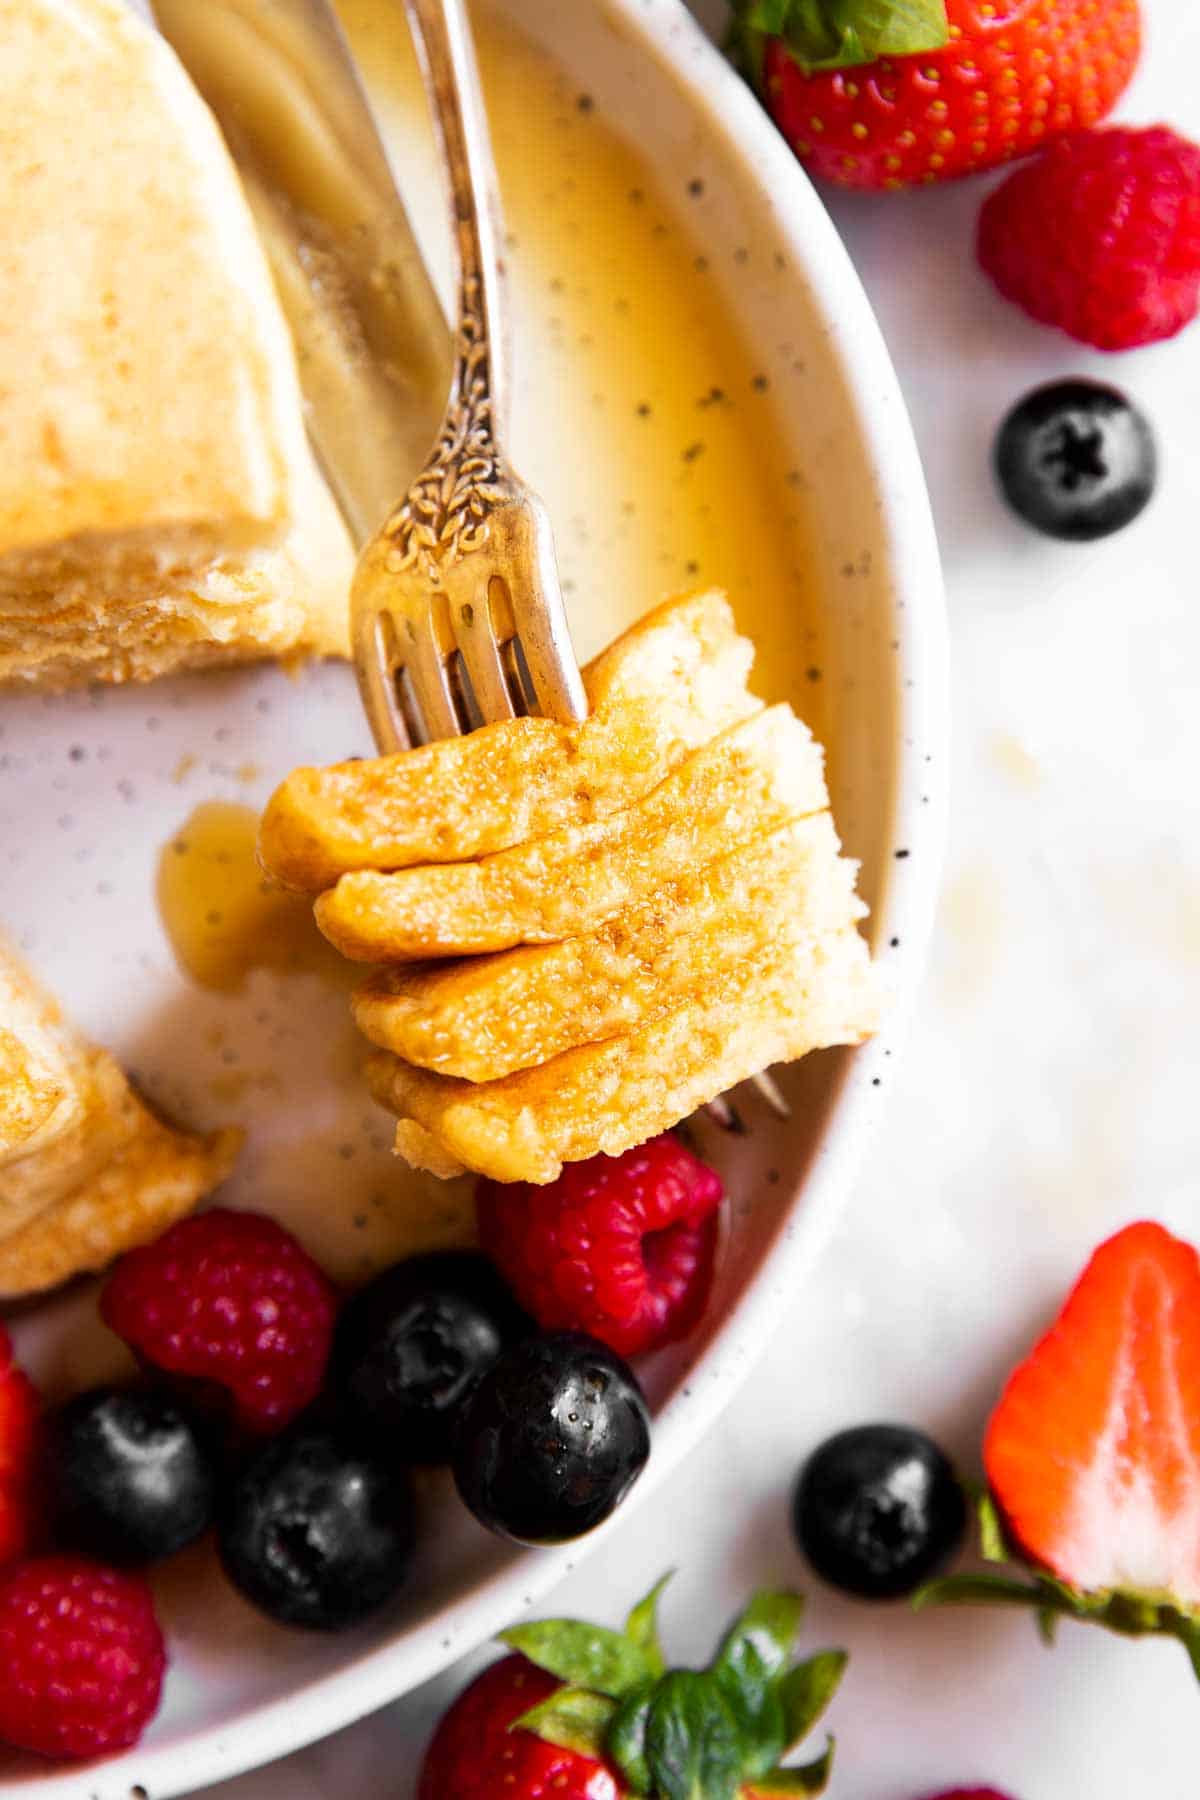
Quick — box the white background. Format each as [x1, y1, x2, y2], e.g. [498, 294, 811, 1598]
[192, 2, 1200, 1794]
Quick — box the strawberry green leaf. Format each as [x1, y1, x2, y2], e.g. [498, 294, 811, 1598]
[715, 1590, 805, 1680]
[625, 1572, 674, 1678]
[715, 1681, 785, 1780]
[710, 1590, 803, 1776]
[727, 0, 948, 85]
[1170, 1619, 1200, 1685]
[748, 1736, 836, 1793]
[512, 1687, 616, 1759]
[500, 1621, 655, 1699]
[644, 1670, 743, 1800]
[977, 1491, 1012, 1565]
[1102, 1591, 1195, 1637]
[912, 1573, 1052, 1612]
[777, 1650, 847, 1751]
[1037, 1574, 1095, 1613]
[608, 1685, 656, 1795]
[726, 0, 799, 83]
[745, 0, 799, 24]
[1036, 1606, 1061, 1646]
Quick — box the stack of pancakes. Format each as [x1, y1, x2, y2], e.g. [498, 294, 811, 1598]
[0, 941, 240, 1296]
[260, 593, 879, 1185]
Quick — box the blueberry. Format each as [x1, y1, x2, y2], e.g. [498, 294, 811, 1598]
[792, 1423, 966, 1599]
[217, 1422, 415, 1629]
[333, 1251, 529, 1464]
[994, 379, 1156, 541]
[452, 1331, 651, 1545]
[44, 1384, 218, 1565]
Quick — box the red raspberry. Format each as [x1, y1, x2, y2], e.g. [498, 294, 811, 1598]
[978, 126, 1200, 350]
[0, 1555, 165, 1760]
[917, 1792, 1019, 1799]
[419, 1653, 624, 1800]
[0, 1326, 38, 1569]
[101, 1208, 338, 1434]
[476, 1135, 723, 1359]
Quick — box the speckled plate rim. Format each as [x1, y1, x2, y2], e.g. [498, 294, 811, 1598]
[23, 3, 947, 1794]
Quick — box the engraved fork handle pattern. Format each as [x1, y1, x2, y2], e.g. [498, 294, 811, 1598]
[386, 0, 512, 583]
[350, 0, 587, 748]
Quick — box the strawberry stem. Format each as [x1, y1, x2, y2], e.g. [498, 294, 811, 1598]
[914, 1551, 1200, 1684]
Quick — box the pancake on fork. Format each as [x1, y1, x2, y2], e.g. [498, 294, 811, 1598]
[260, 589, 880, 1185]
[352, 813, 865, 1080]
[366, 921, 878, 1186]
[317, 704, 827, 962]
[259, 590, 758, 890]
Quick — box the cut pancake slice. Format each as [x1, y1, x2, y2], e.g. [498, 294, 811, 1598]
[0, 945, 86, 1171]
[0, 939, 241, 1296]
[0, 0, 353, 689]
[353, 813, 862, 1079]
[365, 923, 880, 1185]
[317, 703, 825, 962]
[0, 1069, 241, 1298]
[259, 591, 758, 891]
[391, 1120, 475, 1183]
[1, 467, 352, 689]
[0, 1029, 69, 1163]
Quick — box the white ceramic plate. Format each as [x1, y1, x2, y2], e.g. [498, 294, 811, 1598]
[0, 0, 946, 1792]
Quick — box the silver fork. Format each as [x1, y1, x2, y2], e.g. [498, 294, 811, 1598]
[349, 0, 586, 752]
[351, 0, 788, 1124]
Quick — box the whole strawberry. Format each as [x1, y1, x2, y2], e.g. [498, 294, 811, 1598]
[919, 1791, 1019, 1800]
[978, 126, 1200, 349]
[476, 1135, 723, 1359]
[101, 1207, 338, 1434]
[418, 1654, 624, 1800]
[917, 1221, 1200, 1679]
[913, 1785, 1021, 1800]
[420, 1576, 845, 1799]
[0, 1555, 166, 1760]
[0, 1324, 38, 1569]
[729, 0, 1140, 190]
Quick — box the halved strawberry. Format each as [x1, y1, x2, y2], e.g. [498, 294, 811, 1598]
[985, 1221, 1200, 1606]
[0, 1325, 39, 1568]
[916, 1222, 1200, 1677]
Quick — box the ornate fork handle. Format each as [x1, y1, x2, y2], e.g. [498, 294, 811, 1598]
[386, 0, 514, 584]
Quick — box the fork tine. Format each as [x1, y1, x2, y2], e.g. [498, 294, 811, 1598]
[454, 586, 518, 723]
[353, 608, 412, 755]
[502, 493, 588, 725]
[750, 1070, 791, 1117]
[405, 620, 462, 742]
[520, 612, 588, 723]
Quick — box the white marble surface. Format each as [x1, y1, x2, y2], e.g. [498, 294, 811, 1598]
[190, 4, 1200, 1796]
